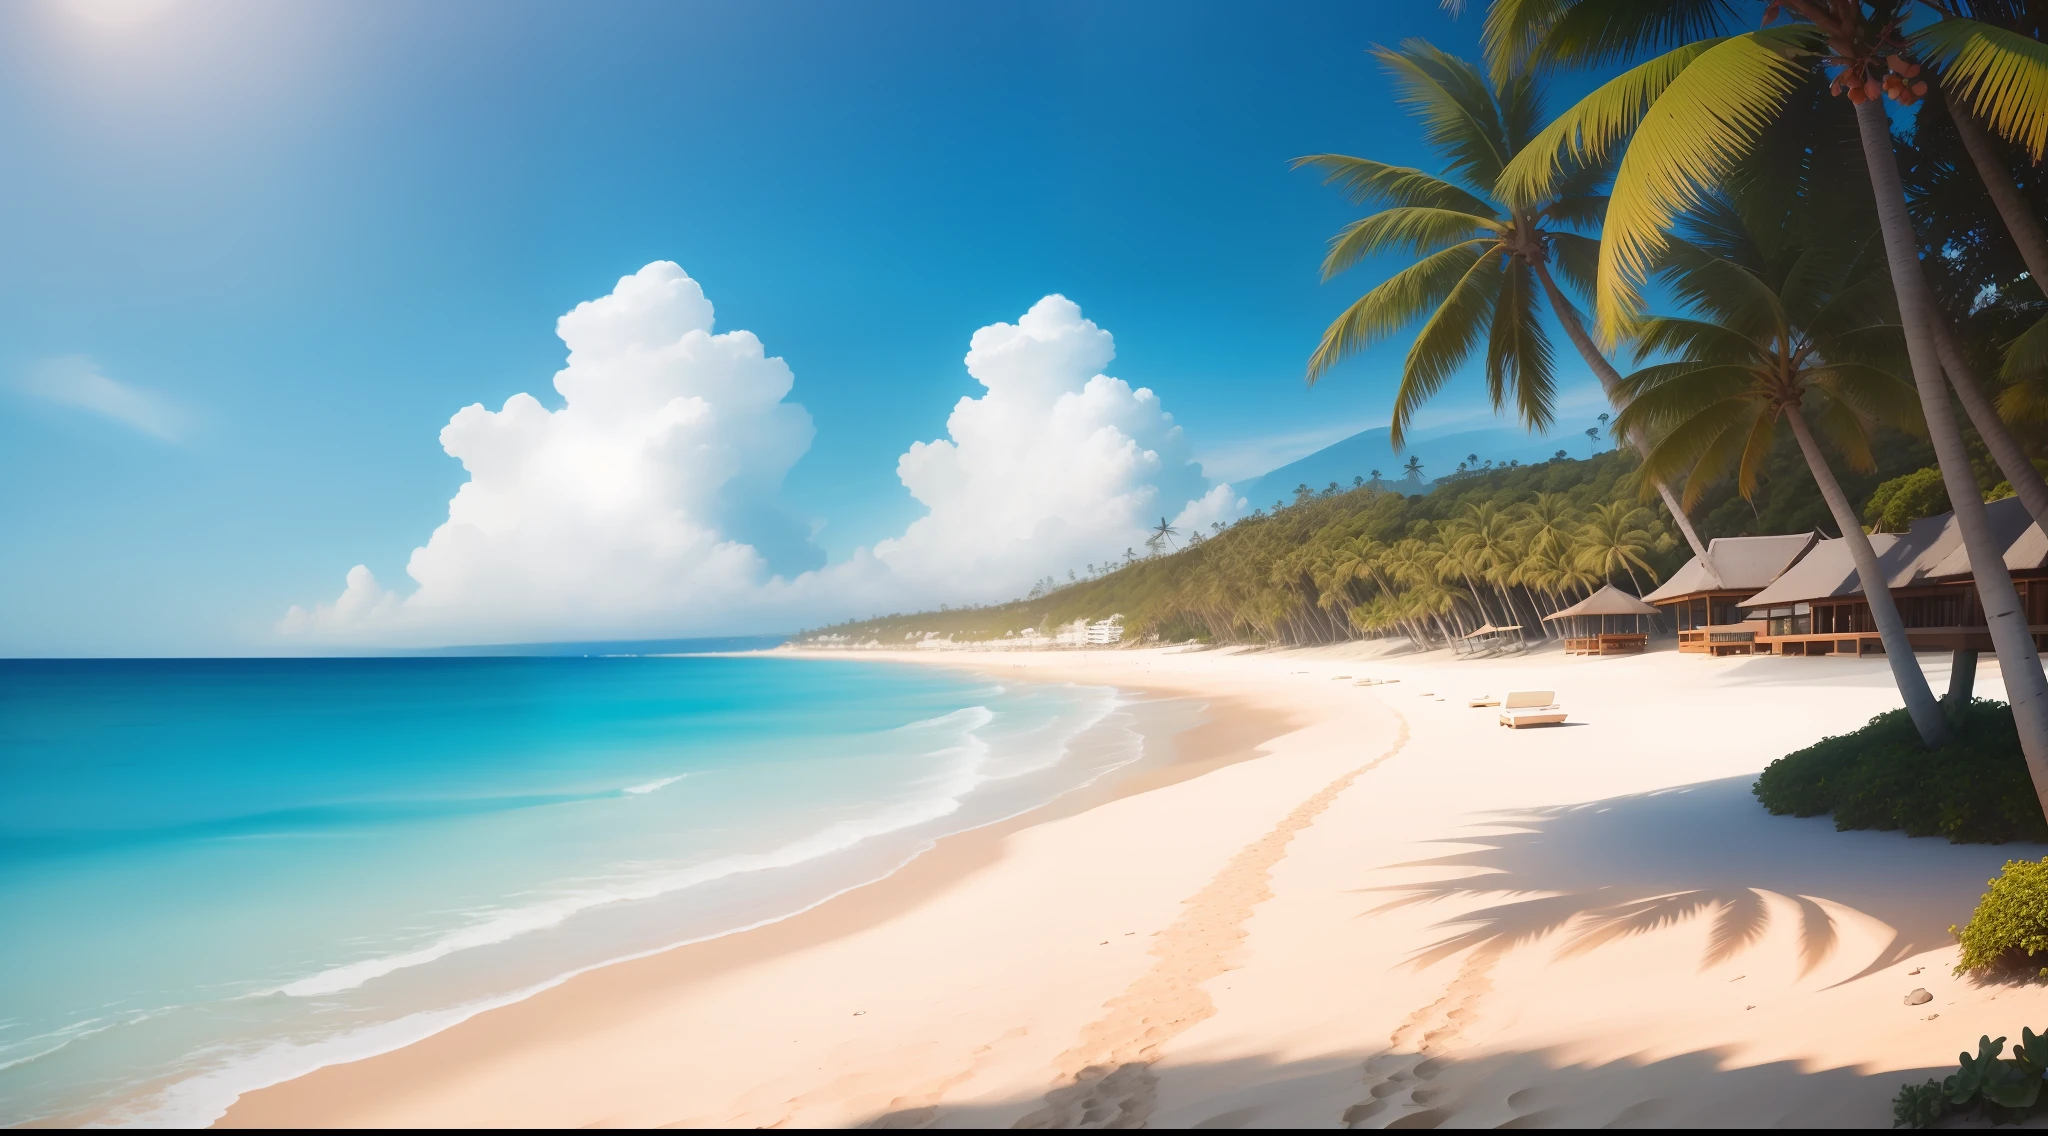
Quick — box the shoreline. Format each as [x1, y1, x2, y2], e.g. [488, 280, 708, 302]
[216, 643, 2048, 1127]
[216, 657, 1303, 1128]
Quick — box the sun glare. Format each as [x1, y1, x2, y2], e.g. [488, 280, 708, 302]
[58, 0, 176, 31]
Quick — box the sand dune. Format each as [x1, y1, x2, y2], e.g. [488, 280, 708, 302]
[220, 643, 2048, 1128]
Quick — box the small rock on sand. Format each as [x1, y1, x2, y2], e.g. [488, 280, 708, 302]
[1905, 988, 1933, 1005]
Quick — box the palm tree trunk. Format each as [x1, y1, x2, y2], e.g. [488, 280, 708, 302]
[1490, 578, 1518, 626]
[1529, 258, 1713, 565]
[1857, 99, 2048, 773]
[1949, 98, 2048, 287]
[1929, 311, 2048, 532]
[1785, 404, 1949, 746]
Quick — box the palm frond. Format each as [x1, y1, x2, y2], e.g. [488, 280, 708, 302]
[1540, 192, 1609, 232]
[1806, 362, 1923, 434]
[1538, 0, 1743, 70]
[1655, 236, 1790, 347]
[1390, 253, 1506, 447]
[1495, 64, 1549, 155]
[1374, 41, 1513, 192]
[1668, 398, 1765, 508]
[2003, 311, 2048, 383]
[1916, 17, 2048, 160]
[1806, 393, 1877, 474]
[1998, 369, 2048, 426]
[1801, 263, 1898, 344]
[1595, 29, 1817, 342]
[1321, 208, 1502, 279]
[1734, 401, 1779, 502]
[1628, 395, 1751, 505]
[1307, 241, 1493, 384]
[1547, 231, 1600, 298]
[1495, 39, 1722, 206]
[1629, 316, 1763, 366]
[1480, 0, 1567, 83]
[1614, 361, 1756, 434]
[1291, 155, 1498, 215]
[1487, 257, 1557, 432]
[1816, 326, 1909, 385]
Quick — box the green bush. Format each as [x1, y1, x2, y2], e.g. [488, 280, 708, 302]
[1895, 1029, 2048, 1127]
[1752, 700, 2047, 844]
[1864, 466, 1951, 533]
[1892, 1078, 1942, 1128]
[1955, 858, 2048, 976]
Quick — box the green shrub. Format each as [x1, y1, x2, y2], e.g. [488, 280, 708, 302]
[1864, 466, 1951, 533]
[1955, 858, 2048, 976]
[1896, 1029, 2048, 1126]
[1752, 700, 2047, 844]
[1893, 1078, 1942, 1128]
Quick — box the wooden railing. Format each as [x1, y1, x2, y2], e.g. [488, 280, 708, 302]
[1677, 623, 1763, 654]
[1565, 633, 1648, 656]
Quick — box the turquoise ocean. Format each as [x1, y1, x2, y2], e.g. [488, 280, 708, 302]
[0, 654, 1157, 1126]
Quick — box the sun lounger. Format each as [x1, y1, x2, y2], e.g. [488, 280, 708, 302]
[1498, 690, 1565, 728]
[1468, 695, 1499, 707]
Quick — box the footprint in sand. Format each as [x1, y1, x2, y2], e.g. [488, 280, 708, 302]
[1341, 1054, 1445, 1128]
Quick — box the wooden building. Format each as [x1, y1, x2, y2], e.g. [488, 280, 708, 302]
[1544, 584, 1660, 655]
[1738, 496, 2048, 656]
[1642, 533, 1819, 656]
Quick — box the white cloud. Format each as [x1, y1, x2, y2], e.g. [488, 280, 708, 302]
[859, 295, 1237, 596]
[283, 267, 1239, 645]
[17, 355, 195, 442]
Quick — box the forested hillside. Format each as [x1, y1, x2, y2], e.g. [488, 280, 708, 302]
[798, 429, 1944, 650]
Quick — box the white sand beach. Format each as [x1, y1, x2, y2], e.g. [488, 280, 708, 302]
[219, 643, 2048, 1128]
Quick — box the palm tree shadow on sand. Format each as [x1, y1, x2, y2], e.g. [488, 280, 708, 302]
[858, 1046, 1953, 1128]
[1370, 775, 2039, 984]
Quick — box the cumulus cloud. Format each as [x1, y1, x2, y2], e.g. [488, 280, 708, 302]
[17, 355, 195, 442]
[283, 262, 814, 643]
[283, 265, 1240, 644]
[863, 295, 1236, 596]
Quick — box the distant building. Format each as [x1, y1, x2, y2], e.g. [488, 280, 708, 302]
[1084, 615, 1124, 645]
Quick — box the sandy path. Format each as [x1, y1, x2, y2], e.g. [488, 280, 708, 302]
[1015, 715, 1409, 1128]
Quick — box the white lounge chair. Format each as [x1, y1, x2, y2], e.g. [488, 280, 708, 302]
[1468, 694, 1500, 707]
[1498, 690, 1565, 728]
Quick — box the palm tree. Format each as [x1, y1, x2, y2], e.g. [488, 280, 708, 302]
[1919, 6, 2048, 281]
[1912, 11, 2048, 534]
[1575, 501, 1658, 593]
[1146, 516, 1179, 556]
[1403, 455, 1426, 482]
[1612, 185, 1948, 745]
[1495, 0, 2047, 778]
[1513, 491, 1584, 632]
[1447, 501, 1529, 625]
[1298, 39, 1711, 561]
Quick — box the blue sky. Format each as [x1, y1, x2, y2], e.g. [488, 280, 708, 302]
[0, 0, 1621, 654]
